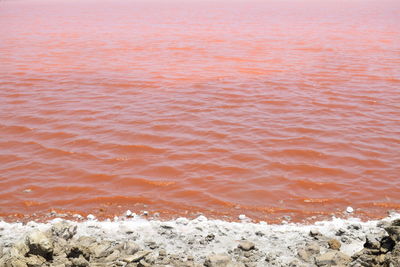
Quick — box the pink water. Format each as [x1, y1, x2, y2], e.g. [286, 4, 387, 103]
[0, 0, 400, 222]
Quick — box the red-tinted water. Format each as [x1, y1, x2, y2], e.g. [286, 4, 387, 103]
[0, 0, 399, 222]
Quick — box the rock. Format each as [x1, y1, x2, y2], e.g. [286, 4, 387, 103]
[104, 249, 121, 262]
[238, 240, 255, 251]
[238, 215, 246, 220]
[10, 241, 29, 258]
[205, 254, 232, 267]
[328, 239, 341, 250]
[380, 236, 395, 253]
[309, 229, 322, 238]
[176, 217, 189, 225]
[335, 228, 346, 236]
[196, 215, 207, 222]
[87, 214, 96, 220]
[126, 210, 133, 216]
[3, 258, 28, 267]
[24, 255, 46, 267]
[386, 225, 400, 242]
[92, 242, 113, 258]
[364, 235, 382, 250]
[346, 206, 354, 213]
[204, 254, 244, 267]
[51, 221, 77, 240]
[123, 241, 140, 255]
[138, 258, 151, 267]
[26, 231, 53, 260]
[315, 251, 351, 266]
[76, 236, 96, 248]
[70, 254, 89, 266]
[158, 249, 167, 256]
[123, 251, 150, 263]
[297, 242, 320, 262]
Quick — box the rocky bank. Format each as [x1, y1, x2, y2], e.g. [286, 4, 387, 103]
[1, 214, 400, 267]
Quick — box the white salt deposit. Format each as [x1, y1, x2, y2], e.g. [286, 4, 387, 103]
[0, 213, 399, 265]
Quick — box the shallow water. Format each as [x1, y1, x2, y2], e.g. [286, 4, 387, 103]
[0, 0, 399, 222]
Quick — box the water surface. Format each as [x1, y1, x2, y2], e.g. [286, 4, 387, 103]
[1, 0, 399, 222]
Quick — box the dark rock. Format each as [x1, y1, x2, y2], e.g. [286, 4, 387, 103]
[385, 225, 400, 242]
[364, 235, 382, 250]
[380, 236, 395, 253]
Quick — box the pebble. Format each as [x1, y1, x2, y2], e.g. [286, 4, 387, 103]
[238, 240, 255, 251]
[176, 217, 189, 225]
[126, 210, 133, 217]
[346, 206, 354, 213]
[196, 215, 207, 222]
[72, 214, 83, 220]
[238, 214, 247, 220]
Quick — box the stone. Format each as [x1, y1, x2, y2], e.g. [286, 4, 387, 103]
[176, 217, 189, 225]
[238, 240, 255, 251]
[328, 239, 341, 250]
[204, 254, 244, 267]
[138, 259, 151, 267]
[385, 225, 400, 242]
[4, 258, 28, 267]
[26, 231, 53, 260]
[346, 206, 354, 213]
[104, 249, 121, 262]
[87, 214, 96, 220]
[126, 210, 133, 217]
[297, 242, 320, 263]
[238, 215, 246, 220]
[70, 255, 89, 266]
[24, 255, 46, 267]
[364, 235, 381, 250]
[92, 242, 113, 258]
[123, 241, 140, 255]
[204, 254, 231, 267]
[123, 251, 150, 263]
[315, 251, 351, 266]
[158, 249, 167, 257]
[310, 229, 322, 238]
[51, 221, 77, 240]
[10, 241, 29, 258]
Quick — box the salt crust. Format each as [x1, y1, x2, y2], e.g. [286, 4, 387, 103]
[0, 213, 399, 265]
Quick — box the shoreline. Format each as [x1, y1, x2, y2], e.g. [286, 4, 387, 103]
[1, 213, 400, 266]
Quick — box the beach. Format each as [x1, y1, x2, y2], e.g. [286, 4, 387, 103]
[1, 212, 400, 266]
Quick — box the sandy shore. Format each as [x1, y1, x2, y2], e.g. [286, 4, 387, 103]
[1, 213, 400, 266]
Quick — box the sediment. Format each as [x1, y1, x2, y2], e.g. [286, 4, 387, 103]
[1, 214, 400, 266]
